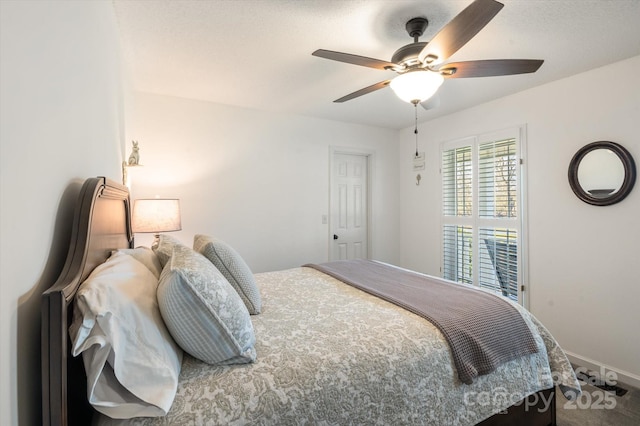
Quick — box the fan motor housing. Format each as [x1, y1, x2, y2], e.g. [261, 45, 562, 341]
[391, 42, 427, 67]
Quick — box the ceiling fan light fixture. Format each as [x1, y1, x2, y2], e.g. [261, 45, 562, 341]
[390, 70, 444, 104]
[313, 1, 544, 105]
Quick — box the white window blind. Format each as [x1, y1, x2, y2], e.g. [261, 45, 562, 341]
[442, 146, 472, 217]
[441, 130, 525, 304]
[442, 225, 473, 285]
[479, 139, 518, 219]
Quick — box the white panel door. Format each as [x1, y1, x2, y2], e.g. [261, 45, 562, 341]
[330, 153, 368, 260]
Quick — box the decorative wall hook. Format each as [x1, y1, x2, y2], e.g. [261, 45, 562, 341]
[416, 173, 422, 186]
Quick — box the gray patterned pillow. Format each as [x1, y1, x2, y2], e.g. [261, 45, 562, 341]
[152, 234, 186, 267]
[157, 244, 256, 365]
[194, 234, 262, 314]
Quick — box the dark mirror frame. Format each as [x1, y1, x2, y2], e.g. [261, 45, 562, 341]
[568, 141, 636, 206]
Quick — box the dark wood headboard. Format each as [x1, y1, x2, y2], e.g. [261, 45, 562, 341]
[41, 177, 133, 426]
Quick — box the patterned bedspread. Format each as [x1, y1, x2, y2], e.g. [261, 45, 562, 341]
[98, 267, 579, 426]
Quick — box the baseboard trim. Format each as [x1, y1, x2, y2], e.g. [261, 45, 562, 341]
[564, 350, 640, 390]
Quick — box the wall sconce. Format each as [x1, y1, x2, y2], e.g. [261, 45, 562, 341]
[131, 198, 182, 238]
[122, 140, 142, 186]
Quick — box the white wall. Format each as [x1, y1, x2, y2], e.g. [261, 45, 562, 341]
[399, 55, 640, 386]
[128, 93, 400, 272]
[0, 2, 125, 425]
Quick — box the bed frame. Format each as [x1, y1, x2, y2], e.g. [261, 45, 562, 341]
[41, 177, 132, 426]
[41, 176, 556, 426]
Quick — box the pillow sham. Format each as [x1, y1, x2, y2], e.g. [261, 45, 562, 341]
[152, 234, 186, 267]
[193, 234, 262, 314]
[115, 246, 163, 278]
[157, 244, 256, 365]
[69, 251, 183, 419]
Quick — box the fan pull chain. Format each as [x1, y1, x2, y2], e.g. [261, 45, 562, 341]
[414, 101, 419, 158]
[413, 101, 422, 186]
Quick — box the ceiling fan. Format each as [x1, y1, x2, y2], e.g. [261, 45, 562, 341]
[312, 0, 543, 107]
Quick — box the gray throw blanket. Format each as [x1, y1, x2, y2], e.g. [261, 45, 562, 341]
[305, 260, 539, 385]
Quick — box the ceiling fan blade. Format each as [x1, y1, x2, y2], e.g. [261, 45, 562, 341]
[438, 59, 544, 78]
[313, 49, 398, 71]
[418, 0, 504, 65]
[334, 80, 392, 103]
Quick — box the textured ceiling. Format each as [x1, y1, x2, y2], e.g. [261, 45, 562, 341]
[113, 0, 640, 130]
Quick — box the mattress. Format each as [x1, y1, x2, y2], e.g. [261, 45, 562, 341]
[98, 266, 579, 426]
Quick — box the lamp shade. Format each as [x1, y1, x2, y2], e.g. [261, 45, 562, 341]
[132, 199, 182, 234]
[390, 70, 444, 103]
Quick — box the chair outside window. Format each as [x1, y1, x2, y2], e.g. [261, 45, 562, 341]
[483, 238, 518, 299]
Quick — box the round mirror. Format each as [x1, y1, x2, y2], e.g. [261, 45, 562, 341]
[568, 141, 636, 206]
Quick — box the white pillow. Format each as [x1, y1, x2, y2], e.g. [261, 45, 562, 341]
[157, 244, 256, 365]
[114, 247, 163, 278]
[69, 252, 183, 419]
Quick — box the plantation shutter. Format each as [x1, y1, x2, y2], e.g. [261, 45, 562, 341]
[441, 131, 524, 304]
[478, 139, 517, 219]
[443, 225, 473, 285]
[442, 146, 472, 217]
[442, 144, 473, 285]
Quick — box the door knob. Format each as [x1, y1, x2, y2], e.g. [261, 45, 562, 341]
[333, 234, 339, 240]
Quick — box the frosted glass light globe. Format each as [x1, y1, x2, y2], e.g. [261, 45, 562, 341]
[390, 71, 444, 103]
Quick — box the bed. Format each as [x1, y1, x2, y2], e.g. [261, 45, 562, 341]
[42, 176, 580, 426]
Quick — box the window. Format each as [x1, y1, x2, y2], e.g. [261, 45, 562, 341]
[441, 128, 526, 305]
